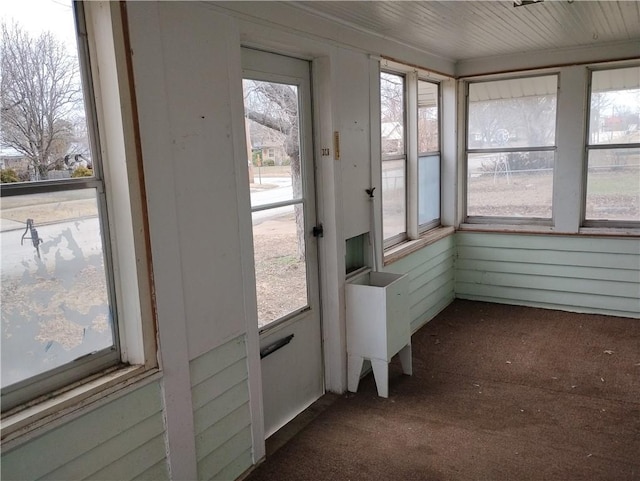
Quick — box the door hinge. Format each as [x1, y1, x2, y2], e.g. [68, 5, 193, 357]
[312, 224, 324, 238]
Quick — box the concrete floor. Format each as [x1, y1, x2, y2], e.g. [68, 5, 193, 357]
[246, 300, 640, 481]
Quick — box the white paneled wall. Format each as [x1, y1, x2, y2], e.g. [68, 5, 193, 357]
[191, 336, 253, 481]
[456, 233, 640, 318]
[2, 3, 638, 481]
[384, 236, 457, 333]
[1, 382, 167, 481]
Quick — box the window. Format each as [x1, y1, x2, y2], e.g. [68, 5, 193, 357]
[1, 2, 150, 413]
[585, 66, 640, 225]
[418, 80, 440, 230]
[380, 71, 407, 245]
[380, 68, 442, 249]
[466, 75, 558, 221]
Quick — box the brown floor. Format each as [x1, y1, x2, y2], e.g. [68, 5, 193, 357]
[246, 300, 640, 481]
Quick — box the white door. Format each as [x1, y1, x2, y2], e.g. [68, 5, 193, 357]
[242, 48, 324, 438]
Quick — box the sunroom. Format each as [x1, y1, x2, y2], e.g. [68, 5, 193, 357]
[1, 1, 638, 480]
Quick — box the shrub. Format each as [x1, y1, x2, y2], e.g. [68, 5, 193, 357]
[480, 152, 553, 174]
[0, 168, 19, 183]
[506, 152, 553, 172]
[72, 166, 93, 178]
[263, 159, 275, 167]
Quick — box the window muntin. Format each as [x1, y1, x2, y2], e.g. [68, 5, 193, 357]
[380, 71, 407, 245]
[466, 75, 558, 220]
[585, 66, 640, 224]
[1, 2, 119, 411]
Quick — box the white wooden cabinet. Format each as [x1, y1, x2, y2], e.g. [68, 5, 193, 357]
[346, 271, 412, 397]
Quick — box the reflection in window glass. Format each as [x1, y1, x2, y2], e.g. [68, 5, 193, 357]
[1, 0, 119, 406]
[589, 67, 640, 146]
[468, 76, 557, 149]
[1, 190, 113, 388]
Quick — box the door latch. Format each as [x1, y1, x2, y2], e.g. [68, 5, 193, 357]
[312, 224, 324, 238]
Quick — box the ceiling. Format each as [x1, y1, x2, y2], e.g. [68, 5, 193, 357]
[288, 1, 640, 62]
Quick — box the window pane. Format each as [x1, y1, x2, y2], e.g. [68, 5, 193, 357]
[1, 4, 94, 183]
[243, 79, 301, 208]
[418, 154, 440, 226]
[382, 158, 406, 240]
[467, 151, 554, 218]
[381, 72, 405, 157]
[585, 148, 640, 221]
[418, 81, 439, 153]
[468, 76, 557, 149]
[1, 189, 114, 388]
[252, 208, 308, 328]
[589, 67, 640, 146]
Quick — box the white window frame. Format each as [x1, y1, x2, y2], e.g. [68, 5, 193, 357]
[583, 64, 640, 229]
[380, 62, 444, 255]
[1, 1, 156, 425]
[463, 73, 559, 225]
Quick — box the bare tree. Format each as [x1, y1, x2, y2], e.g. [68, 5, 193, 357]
[380, 72, 404, 155]
[243, 80, 306, 260]
[1, 22, 83, 180]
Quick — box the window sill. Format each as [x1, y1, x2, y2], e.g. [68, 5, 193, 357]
[1, 365, 161, 448]
[383, 226, 455, 265]
[459, 223, 640, 237]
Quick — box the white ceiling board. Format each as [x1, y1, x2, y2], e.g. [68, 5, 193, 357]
[289, 1, 640, 64]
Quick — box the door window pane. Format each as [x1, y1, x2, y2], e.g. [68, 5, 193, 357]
[252, 209, 308, 328]
[243, 77, 310, 328]
[243, 79, 302, 208]
[1, 189, 113, 387]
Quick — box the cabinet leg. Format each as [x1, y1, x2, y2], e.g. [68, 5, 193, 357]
[347, 354, 364, 393]
[371, 359, 389, 398]
[399, 343, 412, 376]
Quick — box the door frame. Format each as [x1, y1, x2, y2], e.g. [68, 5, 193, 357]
[241, 47, 325, 440]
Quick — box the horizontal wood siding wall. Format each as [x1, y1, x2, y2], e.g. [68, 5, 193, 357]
[190, 335, 253, 481]
[384, 235, 456, 332]
[456, 232, 640, 318]
[1, 381, 168, 481]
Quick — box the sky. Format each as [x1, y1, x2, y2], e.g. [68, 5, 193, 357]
[1, 0, 77, 50]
